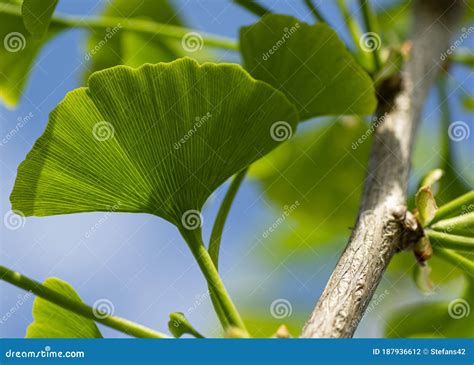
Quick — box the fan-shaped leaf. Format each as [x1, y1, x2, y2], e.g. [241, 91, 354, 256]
[21, 0, 58, 37]
[240, 14, 377, 121]
[11, 58, 298, 230]
[27, 278, 103, 338]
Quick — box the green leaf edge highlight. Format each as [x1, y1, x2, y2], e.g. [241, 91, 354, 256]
[27, 278, 103, 338]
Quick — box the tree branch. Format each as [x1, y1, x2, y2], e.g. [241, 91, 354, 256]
[301, 0, 464, 338]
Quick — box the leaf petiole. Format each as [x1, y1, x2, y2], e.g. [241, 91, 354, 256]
[208, 167, 248, 328]
[432, 247, 474, 276]
[426, 230, 474, 252]
[358, 0, 383, 71]
[179, 228, 248, 334]
[432, 191, 474, 223]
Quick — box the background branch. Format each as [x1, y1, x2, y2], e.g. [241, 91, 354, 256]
[301, 0, 464, 338]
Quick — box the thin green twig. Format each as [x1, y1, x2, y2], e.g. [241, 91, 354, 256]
[0, 2, 238, 51]
[426, 230, 474, 252]
[432, 191, 474, 223]
[358, 0, 383, 71]
[233, 0, 270, 17]
[431, 212, 474, 236]
[336, 0, 372, 70]
[432, 247, 474, 277]
[303, 0, 327, 23]
[209, 168, 248, 268]
[0, 265, 169, 338]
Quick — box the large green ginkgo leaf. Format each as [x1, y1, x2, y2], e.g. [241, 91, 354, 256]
[27, 278, 103, 338]
[240, 14, 377, 121]
[21, 0, 58, 37]
[11, 58, 298, 228]
[0, 0, 65, 107]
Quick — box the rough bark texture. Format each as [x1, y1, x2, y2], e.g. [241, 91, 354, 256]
[301, 0, 464, 338]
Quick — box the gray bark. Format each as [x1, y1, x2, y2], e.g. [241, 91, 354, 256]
[301, 0, 464, 338]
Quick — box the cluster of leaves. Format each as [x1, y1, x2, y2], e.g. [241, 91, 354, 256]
[385, 170, 474, 338]
[1, 0, 377, 338]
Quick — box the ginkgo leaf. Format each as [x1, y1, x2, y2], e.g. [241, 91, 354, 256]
[240, 14, 377, 121]
[27, 278, 103, 338]
[21, 0, 58, 37]
[0, 1, 65, 107]
[251, 118, 370, 248]
[11, 57, 298, 230]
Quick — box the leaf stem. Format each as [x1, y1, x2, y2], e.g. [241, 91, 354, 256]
[335, 0, 371, 70]
[426, 230, 474, 252]
[358, 0, 383, 71]
[179, 228, 247, 333]
[233, 0, 270, 17]
[431, 212, 474, 236]
[209, 168, 248, 267]
[450, 48, 474, 67]
[0, 2, 238, 51]
[0, 265, 169, 338]
[432, 247, 474, 276]
[303, 0, 327, 23]
[432, 191, 474, 223]
[208, 167, 248, 328]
